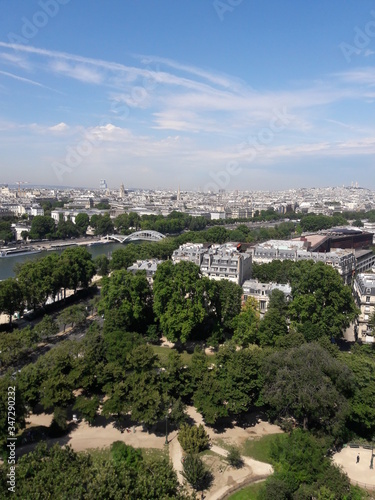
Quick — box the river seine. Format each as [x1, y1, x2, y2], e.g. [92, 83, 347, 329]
[0, 242, 126, 280]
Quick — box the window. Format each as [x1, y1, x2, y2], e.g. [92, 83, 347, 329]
[260, 301, 266, 310]
[366, 296, 371, 303]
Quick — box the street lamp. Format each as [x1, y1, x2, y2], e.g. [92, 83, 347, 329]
[165, 402, 172, 445]
[370, 442, 374, 469]
[165, 412, 169, 445]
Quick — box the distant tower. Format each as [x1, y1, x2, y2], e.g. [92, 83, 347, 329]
[177, 185, 181, 201]
[119, 183, 125, 198]
[100, 179, 107, 191]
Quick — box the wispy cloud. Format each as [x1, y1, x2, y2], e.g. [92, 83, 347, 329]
[0, 69, 53, 89]
[49, 60, 104, 84]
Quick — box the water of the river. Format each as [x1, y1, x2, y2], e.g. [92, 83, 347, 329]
[0, 242, 126, 280]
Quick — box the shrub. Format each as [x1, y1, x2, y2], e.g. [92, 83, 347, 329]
[177, 424, 210, 454]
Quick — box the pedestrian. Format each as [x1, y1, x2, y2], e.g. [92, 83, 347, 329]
[356, 453, 360, 463]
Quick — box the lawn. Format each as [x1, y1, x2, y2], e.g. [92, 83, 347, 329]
[241, 433, 286, 464]
[85, 445, 168, 463]
[151, 345, 193, 365]
[141, 446, 169, 462]
[227, 481, 264, 499]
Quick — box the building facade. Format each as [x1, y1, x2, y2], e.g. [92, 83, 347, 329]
[353, 273, 375, 342]
[242, 279, 292, 315]
[172, 242, 252, 285]
[252, 240, 356, 284]
[127, 259, 163, 284]
[200, 243, 252, 285]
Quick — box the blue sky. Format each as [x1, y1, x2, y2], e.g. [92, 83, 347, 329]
[0, 0, 374, 191]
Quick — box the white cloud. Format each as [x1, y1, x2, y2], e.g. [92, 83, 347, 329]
[49, 60, 104, 84]
[0, 69, 50, 89]
[49, 122, 69, 132]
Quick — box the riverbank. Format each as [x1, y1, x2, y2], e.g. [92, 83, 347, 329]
[0, 241, 124, 281]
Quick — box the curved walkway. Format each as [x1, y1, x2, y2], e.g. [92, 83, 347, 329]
[21, 408, 276, 499]
[333, 446, 375, 490]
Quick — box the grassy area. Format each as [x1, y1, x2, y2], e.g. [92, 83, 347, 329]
[151, 345, 193, 366]
[141, 446, 169, 462]
[241, 433, 286, 464]
[227, 481, 264, 499]
[85, 447, 112, 461]
[85, 445, 168, 463]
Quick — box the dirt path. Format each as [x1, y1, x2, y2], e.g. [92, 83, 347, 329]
[333, 446, 375, 489]
[210, 444, 273, 476]
[168, 432, 184, 484]
[19, 416, 166, 458]
[22, 406, 279, 499]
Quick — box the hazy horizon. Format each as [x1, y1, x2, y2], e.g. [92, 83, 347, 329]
[1, 1, 374, 191]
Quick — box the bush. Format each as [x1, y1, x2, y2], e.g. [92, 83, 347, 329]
[110, 441, 143, 469]
[49, 407, 68, 437]
[181, 454, 212, 492]
[226, 446, 243, 468]
[178, 424, 210, 454]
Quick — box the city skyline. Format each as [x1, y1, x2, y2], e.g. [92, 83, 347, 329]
[0, 1, 375, 190]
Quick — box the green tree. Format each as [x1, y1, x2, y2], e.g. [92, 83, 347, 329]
[261, 430, 354, 500]
[110, 441, 143, 469]
[58, 247, 96, 295]
[193, 371, 228, 425]
[29, 215, 56, 239]
[0, 220, 14, 242]
[99, 270, 153, 333]
[232, 298, 260, 346]
[208, 279, 242, 334]
[288, 261, 358, 340]
[49, 406, 69, 436]
[33, 315, 59, 340]
[0, 442, 189, 499]
[0, 278, 24, 324]
[257, 308, 289, 347]
[153, 261, 210, 343]
[344, 348, 375, 438]
[57, 304, 88, 332]
[226, 446, 243, 468]
[90, 213, 114, 236]
[56, 219, 80, 239]
[114, 213, 130, 234]
[181, 454, 211, 492]
[214, 344, 262, 417]
[261, 343, 354, 437]
[177, 424, 210, 454]
[0, 375, 27, 447]
[74, 212, 90, 235]
[73, 396, 100, 425]
[94, 254, 110, 276]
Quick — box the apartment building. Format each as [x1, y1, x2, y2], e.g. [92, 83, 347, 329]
[242, 279, 292, 315]
[252, 240, 356, 284]
[355, 249, 375, 274]
[353, 273, 375, 342]
[172, 243, 207, 266]
[200, 243, 252, 286]
[127, 259, 163, 284]
[172, 242, 252, 285]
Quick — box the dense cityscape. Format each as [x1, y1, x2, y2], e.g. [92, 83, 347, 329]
[1, 1, 375, 498]
[0, 180, 375, 498]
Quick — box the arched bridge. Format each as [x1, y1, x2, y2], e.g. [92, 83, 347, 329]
[105, 230, 166, 243]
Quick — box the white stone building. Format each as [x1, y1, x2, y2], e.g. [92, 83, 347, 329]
[353, 273, 375, 342]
